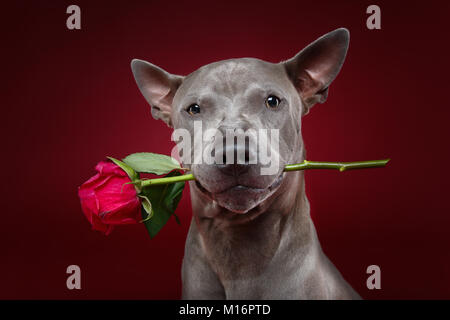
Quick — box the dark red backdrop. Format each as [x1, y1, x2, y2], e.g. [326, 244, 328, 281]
[2, 0, 449, 299]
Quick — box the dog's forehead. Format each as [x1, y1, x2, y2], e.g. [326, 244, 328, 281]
[179, 58, 286, 99]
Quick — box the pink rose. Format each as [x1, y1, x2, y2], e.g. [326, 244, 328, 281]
[78, 160, 141, 235]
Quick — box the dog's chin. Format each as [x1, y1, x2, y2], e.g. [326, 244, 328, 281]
[213, 186, 274, 214]
[195, 173, 284, 214]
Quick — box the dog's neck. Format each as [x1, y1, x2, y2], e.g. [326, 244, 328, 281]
[189, 170, 316, 281]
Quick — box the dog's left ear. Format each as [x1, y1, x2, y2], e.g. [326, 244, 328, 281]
[131, 59, 184, 127]
[283, 28, 349, 115]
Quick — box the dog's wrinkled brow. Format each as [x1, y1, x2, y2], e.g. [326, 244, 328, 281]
[182, 92, 217, 107]
[183, 80, 287, 104]
[243, 82, 286, 98]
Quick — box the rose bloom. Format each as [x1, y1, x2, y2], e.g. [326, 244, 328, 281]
[78, 160, 141, 235]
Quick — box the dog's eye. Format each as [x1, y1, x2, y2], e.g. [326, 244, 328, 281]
[265, 95, 280, 109]
[186, 104, 201, 115]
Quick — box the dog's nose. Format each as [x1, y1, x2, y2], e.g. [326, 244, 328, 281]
[216, 142, 250, 176]
[214, 125, 252, 176]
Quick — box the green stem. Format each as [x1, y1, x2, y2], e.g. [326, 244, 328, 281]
[140, 159, 390, 187]
[284, 159, 390, 172]
[141, 173, 195, 187]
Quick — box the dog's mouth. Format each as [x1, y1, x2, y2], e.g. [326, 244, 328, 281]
[194, 172, 285, 213]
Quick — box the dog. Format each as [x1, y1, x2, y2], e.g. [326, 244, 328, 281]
[131, 28, 361, 299]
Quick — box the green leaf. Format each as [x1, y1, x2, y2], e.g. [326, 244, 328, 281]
[140, 171, 185, 238]
[138, 195, 153, 222]
[107, 156, 138, 181]
[123, 152, 181, 175]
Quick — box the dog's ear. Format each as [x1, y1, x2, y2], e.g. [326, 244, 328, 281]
[131, 59, 184, 127]
[283, 28, 349, 115]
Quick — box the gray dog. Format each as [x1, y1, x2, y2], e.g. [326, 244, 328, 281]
[131, 28, 361, 299]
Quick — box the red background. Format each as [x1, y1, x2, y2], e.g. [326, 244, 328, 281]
[2, 0, 449, 299]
